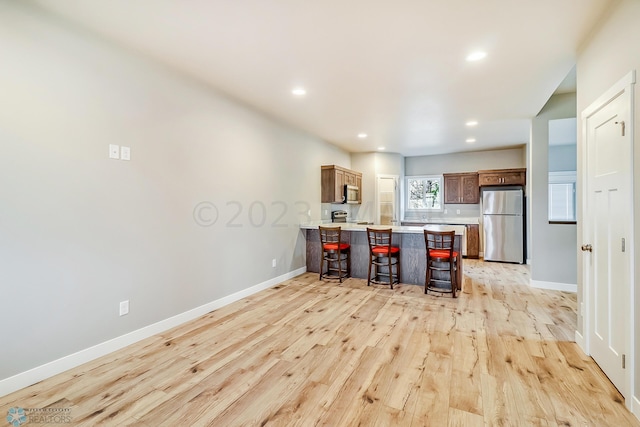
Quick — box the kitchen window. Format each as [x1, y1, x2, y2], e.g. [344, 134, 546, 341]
[405, 175, 443, 212]
[548, 171, 576, 223]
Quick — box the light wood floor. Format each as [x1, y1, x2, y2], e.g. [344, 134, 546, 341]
[2, 259, 639, 426]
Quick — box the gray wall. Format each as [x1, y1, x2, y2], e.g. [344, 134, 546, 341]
[404, 147, 526, 222]
[375, 152, 404, 176]
[350, 152, 404, 223]
[0, 3, 349, 381]
[529, 93, 577, 285]
[405, 147, 526, 176]
[548, 145, 577, 172]
[576, 0, 640, 402]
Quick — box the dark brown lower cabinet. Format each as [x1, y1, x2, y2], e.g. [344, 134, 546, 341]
[466, 224, 479, 259]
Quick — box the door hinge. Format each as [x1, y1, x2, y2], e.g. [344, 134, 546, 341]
[622, 238, 626, 252]
[622, 354, 626, 369]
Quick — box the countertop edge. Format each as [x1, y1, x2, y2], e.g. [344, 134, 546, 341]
[402, 217, 480, 225]
[300, 222, 464, 235]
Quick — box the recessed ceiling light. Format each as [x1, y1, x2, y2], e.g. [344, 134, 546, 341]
[466, 138, 476, 143]
[291, 87, 306, 96]
[465, 120, 478, 127]
[377, 146, 385, 151]
[357, 133, 368, 139]
[466, 51, 487, 62]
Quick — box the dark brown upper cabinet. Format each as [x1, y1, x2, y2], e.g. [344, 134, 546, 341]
[321, 165, 362, 204]
[443, 172, 480, 204]
[478, 168, 526, 187]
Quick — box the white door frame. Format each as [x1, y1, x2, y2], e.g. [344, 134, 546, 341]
[579, 70, 635, 409]
[375, 174, 400, 225]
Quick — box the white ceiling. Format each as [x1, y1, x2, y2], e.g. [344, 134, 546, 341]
[30, 0, 612, 157]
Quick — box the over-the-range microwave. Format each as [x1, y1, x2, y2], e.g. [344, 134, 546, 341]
[344, 184, 359, 204]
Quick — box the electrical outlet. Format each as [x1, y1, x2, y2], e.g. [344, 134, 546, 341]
[119, 300, 129, 316]
[272, 259, 277, 268]
[456, 209, 461, 215]
[109, 144, 120, 159]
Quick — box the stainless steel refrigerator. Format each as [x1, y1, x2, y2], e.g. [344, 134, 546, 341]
[482, 188, 524, 263]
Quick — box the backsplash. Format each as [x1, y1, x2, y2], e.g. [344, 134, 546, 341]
[320, 202, 480, 224]
[320, 202, 377, 223]
[320, 203, 340, 221]
[403, 203, 480, 222]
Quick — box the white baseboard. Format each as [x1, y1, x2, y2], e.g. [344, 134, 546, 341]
[530, 280, 577, 293]
[526, 258, 532, 265]
[633, 395, 640, 422]
[0, 267, 306, 398]
[574, 330, 586, 351]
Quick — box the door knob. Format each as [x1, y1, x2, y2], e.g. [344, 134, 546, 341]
[581, 244, 593, 252]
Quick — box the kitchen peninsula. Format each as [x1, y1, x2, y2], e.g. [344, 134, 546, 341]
[301, 223, 463, 290]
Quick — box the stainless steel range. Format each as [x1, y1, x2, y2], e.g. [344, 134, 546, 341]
[331, 210, 348, 223]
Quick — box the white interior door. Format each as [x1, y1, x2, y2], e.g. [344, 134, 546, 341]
[377, 175, 398, 226]
[583, 80, 632, 398]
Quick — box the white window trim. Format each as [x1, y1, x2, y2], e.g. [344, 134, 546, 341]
[548, 170, 576, 222]
[405, 175, 444, 213]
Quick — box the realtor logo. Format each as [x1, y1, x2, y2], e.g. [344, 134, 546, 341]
[5, 407, 72, 425]
[6, 408, 26, 427]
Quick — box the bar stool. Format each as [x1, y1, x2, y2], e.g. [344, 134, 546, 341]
[424, 229, 457, 298]
[319, 226, 350, 283]
[366, 228, 400, 289]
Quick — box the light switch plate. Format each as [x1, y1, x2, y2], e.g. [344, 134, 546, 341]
[109, 144, 120, 159]
[119, 300, 129, 316]
[120, 146, 131, 161]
